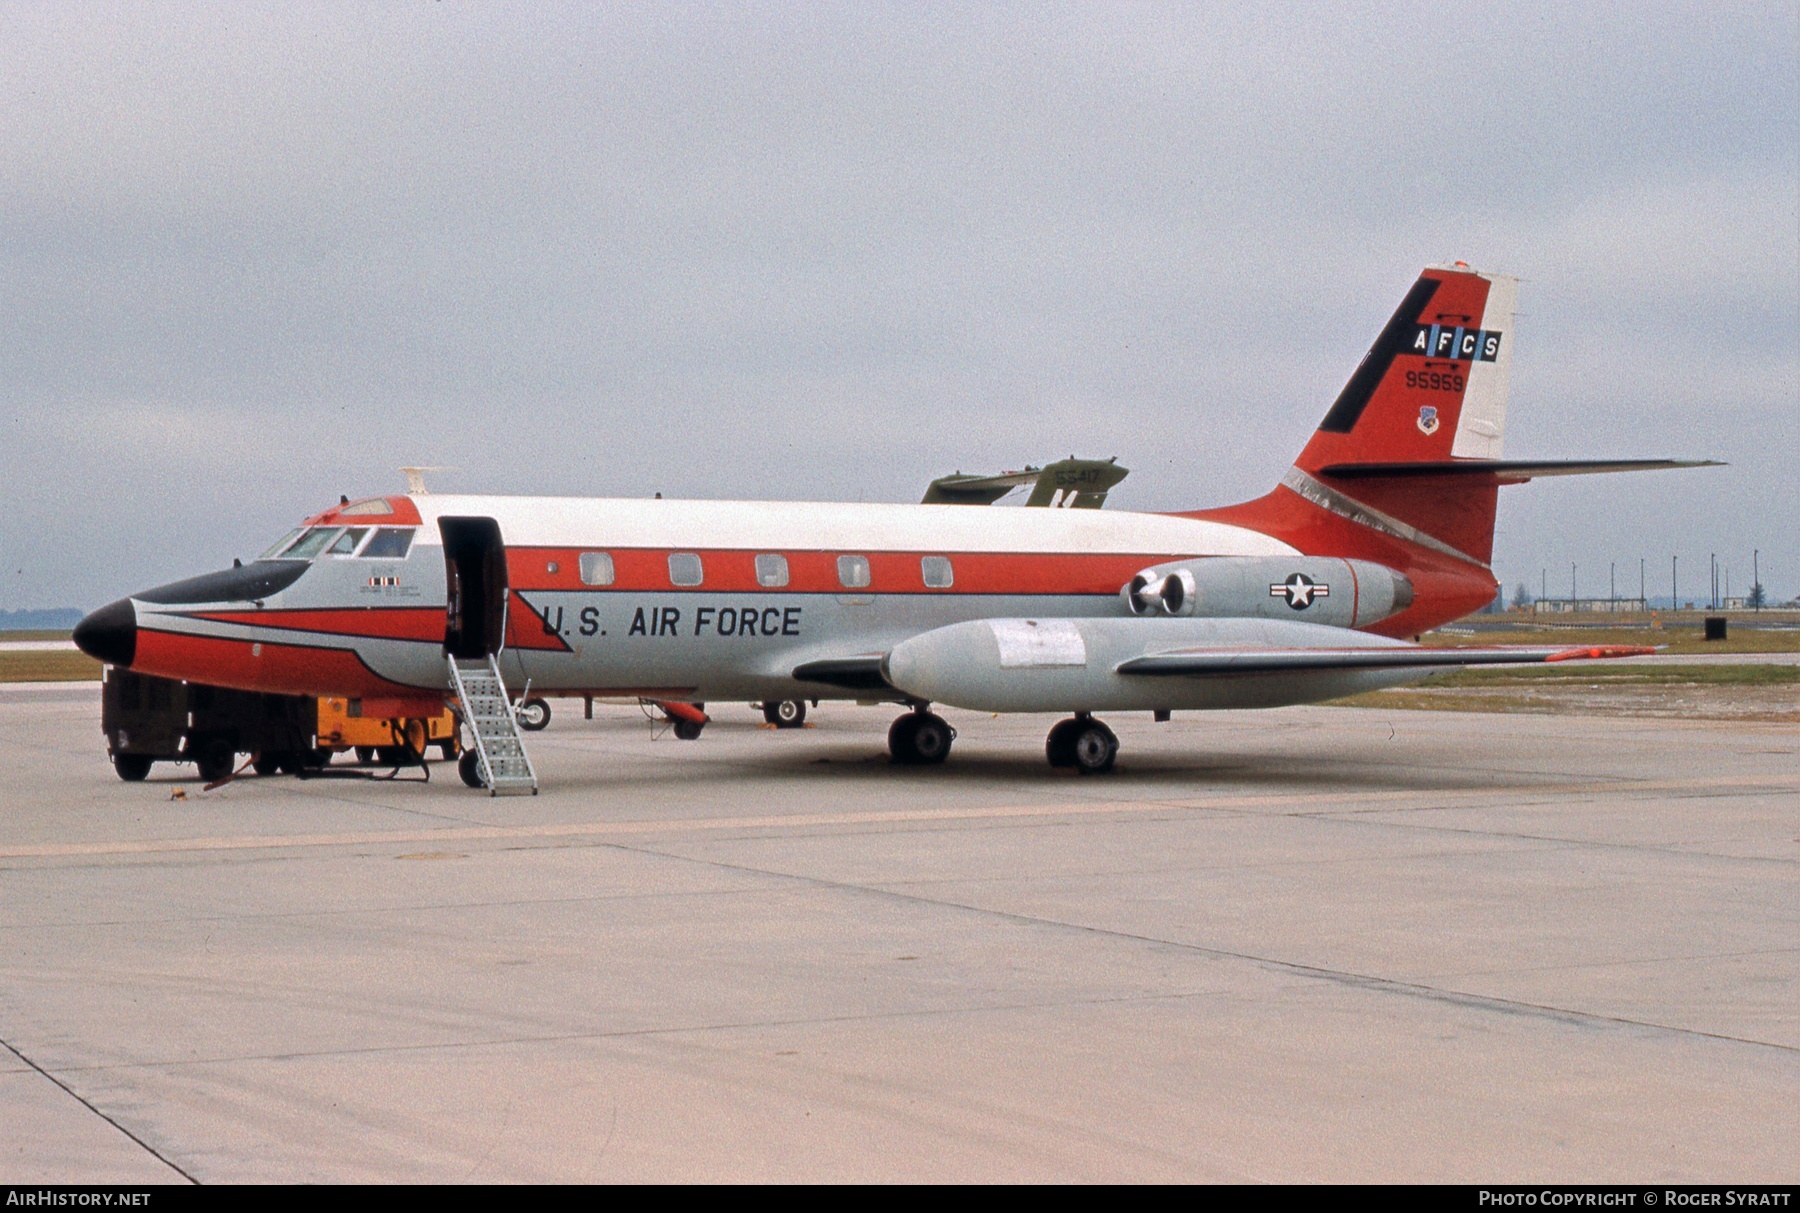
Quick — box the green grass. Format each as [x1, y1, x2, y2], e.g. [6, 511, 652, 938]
[1426, 626, 1798, 655]
[0, 629, 76, 642]
[0, 652, 103, 682]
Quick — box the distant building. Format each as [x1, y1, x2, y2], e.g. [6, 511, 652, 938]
[1531, 598, 1649, 614]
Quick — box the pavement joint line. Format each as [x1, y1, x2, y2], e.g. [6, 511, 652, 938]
[0, 1034, 198, 1183]
[1429, 944, 1800, 982]
[607, 840, 1800, 1056]
[0, 881, 778, 933]
[24, 986, 1242, 1076]
[2, 771, 1788, 865]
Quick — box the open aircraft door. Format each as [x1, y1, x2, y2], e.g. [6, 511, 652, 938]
[440, 516, 508, 660]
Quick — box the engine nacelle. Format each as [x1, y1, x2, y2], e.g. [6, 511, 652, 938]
[1120, 557, 1412, 628]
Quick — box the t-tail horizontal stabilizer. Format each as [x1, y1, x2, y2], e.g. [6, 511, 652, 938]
[1316, 459, 1723, 483]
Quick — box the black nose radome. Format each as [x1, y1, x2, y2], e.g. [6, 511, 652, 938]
[74, 598, 137, 667]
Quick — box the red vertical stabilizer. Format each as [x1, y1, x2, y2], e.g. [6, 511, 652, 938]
[1191, 264, 1518, 633]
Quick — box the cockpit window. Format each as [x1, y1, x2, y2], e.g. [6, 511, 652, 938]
[281, 528, 342, 560]
[326, 528, 369, 556]
[257, 529, 302, 560]
[361, 528, 415, 559]
[338, 498, 394, 516]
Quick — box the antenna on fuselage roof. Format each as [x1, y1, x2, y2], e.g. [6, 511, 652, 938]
[399, 467, 454, 495]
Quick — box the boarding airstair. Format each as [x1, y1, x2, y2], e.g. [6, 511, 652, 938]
[448, 655, 539, 795]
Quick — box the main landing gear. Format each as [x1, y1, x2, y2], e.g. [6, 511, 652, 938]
[761, 699, 807, 729]
[1046, 714, 1118, 775]
[889, 708, 955, 766]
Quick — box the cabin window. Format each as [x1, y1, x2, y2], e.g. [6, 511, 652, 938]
[282, 528, 341, 559]
[579, 552, 615, 586]
[361, 528, 415, 559]
[338, 498, 394, 516]
[921, 556, 954, 588]
[668, 552, 704, 587]
[326, 528, 368, 556]
[837, 555, 871, 589]
[755, 554, 789, 588]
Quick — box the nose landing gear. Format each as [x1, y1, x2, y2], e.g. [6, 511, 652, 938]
[889, 708, 954, 765]
[1046, 714, 1118, 775]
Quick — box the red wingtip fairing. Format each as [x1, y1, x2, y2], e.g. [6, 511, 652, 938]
[1544, 645, 1659, 662]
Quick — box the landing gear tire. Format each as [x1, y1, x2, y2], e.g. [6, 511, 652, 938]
[1055, 716, 1118, 775]
[889, 711, 954, 766]
[114, 753, 152, 782]
[458, 749, 486, 789]
[194, 741, 236, 783]
[672, 719, 705, 741]
[303, 747, 330, 769]
[763, 699, 807, 729]
[516, 697, 551, 731]
[251, 754, 280, 776]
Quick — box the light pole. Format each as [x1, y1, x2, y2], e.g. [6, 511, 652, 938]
[1672, 555, 1678, 612]
[1754, 549, 1760, 611]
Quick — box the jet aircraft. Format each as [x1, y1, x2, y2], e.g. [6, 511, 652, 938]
[75, 264, 1711, 788]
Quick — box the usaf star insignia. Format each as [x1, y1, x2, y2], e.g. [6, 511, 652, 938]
[1271, 573, 1329, 610]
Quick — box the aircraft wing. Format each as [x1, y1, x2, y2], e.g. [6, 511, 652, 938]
[1116, 643, 1655, 677]
[923, 457, 1128, 506]
[792, 655, 890, 690]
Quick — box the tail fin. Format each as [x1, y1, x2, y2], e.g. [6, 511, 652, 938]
[1300, 263, 1518, 471]
[1194, 264, 1517, 576]
[1284, 263, 1518, 566]
[1193, 264, 1717, 632]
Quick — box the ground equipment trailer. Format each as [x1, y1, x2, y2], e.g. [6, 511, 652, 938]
[102, 668, 456, 782]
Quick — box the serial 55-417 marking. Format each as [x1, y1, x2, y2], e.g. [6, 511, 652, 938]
[1405, 369, 1465, 393]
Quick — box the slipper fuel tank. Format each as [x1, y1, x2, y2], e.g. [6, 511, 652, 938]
[881, 615, 1430, 714]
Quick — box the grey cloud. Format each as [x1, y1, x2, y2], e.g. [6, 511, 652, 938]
[1, 2, 1794, 608]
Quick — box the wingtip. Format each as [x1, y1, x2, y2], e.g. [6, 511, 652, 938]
[1544, 645, 1658, 663]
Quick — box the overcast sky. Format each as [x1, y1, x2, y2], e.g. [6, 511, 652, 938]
[3, 2, 1795, 611]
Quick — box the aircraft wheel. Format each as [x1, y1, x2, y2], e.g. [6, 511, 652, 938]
[1045, 718, 1083, 768]
[1070, 718, 1118, 775]
[194, 741, 236, 783]
[114, 753, 153, 782]
[458, 749, 486, 788]
[303, 747, 330, 769]
[672, 719, 705, 741]
[251, 754, 280, 776]
[355, 746, 376, 763]
[763, 699, 807, 728]
[516, 697, 551, 731]
[890, 711, 953, 765]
